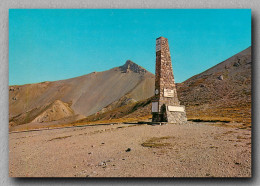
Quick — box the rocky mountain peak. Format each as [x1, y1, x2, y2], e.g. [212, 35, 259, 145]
[119, 60, 147, 74]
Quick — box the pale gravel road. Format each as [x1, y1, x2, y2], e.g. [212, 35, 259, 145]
[9, 122, 251, 177]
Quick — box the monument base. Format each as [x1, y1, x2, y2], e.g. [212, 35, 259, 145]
[152, 113, 166, 122]
[152, 105, 187, 124]
[166, 110, 187, 124]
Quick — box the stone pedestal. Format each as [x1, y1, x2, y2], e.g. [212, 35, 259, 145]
[152, 37, 187, 123]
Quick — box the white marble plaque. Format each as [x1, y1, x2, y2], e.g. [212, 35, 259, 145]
[168, 106, 185, 112]
[164, 89, 174, 97]
[156, 38, 161, 52]
[152, 102, 158, 112]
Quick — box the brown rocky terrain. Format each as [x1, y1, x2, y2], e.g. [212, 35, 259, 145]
[9, 47, 251, 131]
[9, 47, 252, 178]
[9, 121, 251, 177]
[178, 47, 251, 126]
[9, 100, 76, 126]
[9, 60, 155, 129]
[75, 47, 251, 128]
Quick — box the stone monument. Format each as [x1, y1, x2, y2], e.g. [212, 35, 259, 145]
[152, 37, 187, 123]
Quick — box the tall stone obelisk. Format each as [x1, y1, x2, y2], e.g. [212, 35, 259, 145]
[152, 37, 187, 123]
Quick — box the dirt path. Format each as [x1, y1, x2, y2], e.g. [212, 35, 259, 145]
[9, 122, 251, 177]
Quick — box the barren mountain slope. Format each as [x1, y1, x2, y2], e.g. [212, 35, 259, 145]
[178, 47, 251, 125]
[82, 47, 251, 126]
[9, 100, 75, 126]
[9, 47, 251, 129]
[9, 60, 155, 126]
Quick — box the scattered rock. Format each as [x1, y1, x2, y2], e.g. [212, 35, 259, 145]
[217, 75, 224, 80]
[125, 148, 131, 152]
[122, 98, 137, 105]
[98, 161, 106, 166]
[233, 61, 241, 67]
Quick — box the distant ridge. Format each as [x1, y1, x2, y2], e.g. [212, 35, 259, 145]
[9, 60, 155, 127]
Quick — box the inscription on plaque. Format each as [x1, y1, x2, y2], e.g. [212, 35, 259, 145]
[163, 89, 174, 97]
[168, 106, 185, 112]
[152, 102, 159, 112]
[156, 38, 161, 52]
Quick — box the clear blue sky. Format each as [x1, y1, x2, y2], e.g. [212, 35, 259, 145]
[9, 9, 251, 85]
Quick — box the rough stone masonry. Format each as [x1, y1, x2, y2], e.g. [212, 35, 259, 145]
[152, 37, 187, 123]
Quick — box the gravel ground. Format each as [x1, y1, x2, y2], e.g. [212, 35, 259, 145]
[9, 121, 251, 177]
